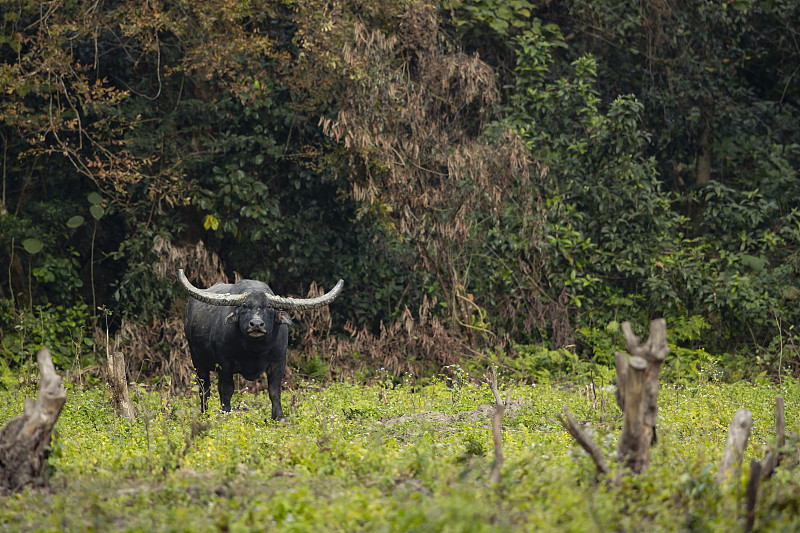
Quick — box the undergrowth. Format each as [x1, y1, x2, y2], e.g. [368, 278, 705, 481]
[0, 370, 798, 532]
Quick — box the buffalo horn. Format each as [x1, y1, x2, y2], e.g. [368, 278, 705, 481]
[178, 269, 344, 310]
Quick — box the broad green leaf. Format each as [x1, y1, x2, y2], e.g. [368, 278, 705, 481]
[87, 192, 103, 205]
[66, 215, 85, 228]
[22, 238, 44, 254]
[90, 205, 104, 220]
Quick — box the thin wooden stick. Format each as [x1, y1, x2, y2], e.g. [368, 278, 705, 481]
[487, 365, 507, 485]
[558, 408, 609, 476]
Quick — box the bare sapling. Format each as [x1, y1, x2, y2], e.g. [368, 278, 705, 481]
[486, 365, 509, 485]
[0, 347, 67, 494]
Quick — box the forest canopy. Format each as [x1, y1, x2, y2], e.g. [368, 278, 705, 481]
[1, 0, 799, 382]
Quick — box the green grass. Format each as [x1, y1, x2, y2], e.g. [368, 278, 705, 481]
[1, 374, 799, 532]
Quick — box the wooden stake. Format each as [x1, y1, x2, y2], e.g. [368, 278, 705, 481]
[108, 350, 135, 421]
[760, 395, 785, 479]
[744, 458, 761, 532]
[718, 408, 753, 483]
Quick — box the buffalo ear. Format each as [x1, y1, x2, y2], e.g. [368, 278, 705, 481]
[225, 311, 238, 324]
[276, 311, 293, 326]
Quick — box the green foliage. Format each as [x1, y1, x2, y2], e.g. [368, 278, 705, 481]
[1, 376, 799, 531]
[0, 299, 95, 369]
[1, 0, 799, 376]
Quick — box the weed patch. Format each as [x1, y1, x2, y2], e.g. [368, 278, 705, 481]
[0, 377, 799, 531]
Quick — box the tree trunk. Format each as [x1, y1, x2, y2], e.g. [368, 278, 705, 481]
[695, 123, 712, 186]
[0, 347, 67, 494]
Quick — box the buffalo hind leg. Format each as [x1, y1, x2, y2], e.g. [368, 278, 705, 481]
[266, 363, 286, 420]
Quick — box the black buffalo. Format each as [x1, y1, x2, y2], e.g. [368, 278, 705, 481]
[178, 269, 343, 420]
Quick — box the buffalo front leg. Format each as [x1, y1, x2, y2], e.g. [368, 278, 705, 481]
[197, 370, 211, 413]
[266, 362, 286, 420]
[218, 365, 234, 412]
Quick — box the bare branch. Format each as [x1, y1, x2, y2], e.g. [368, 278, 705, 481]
[487, 364, 509, 485]
[487, 364, 504, 406]
[558, 408, 609, 476]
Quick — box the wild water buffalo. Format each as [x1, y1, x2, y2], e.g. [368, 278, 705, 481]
[178, 269, 343, 420]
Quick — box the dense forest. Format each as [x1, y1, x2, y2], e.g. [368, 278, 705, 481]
[2, 0, 799, 383]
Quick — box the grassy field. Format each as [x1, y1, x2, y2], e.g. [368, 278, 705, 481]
[0, 371, 799, 532]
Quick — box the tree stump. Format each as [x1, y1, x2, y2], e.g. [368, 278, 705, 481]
[558, 318, 669, 476]
[107, 350, 134, 421]
[614, 319, 670, 473]
[0, 347, 67, 494]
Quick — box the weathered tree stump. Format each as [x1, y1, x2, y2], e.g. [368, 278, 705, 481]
[0, 347, 67, 494]
[107, 350, 134, 421]
[558, 318, 669, 476]
[617, 355, 650, 473]
[614, 319, 669, 473]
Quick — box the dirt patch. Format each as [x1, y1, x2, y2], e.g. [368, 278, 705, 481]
[380, 400, 528, 428]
